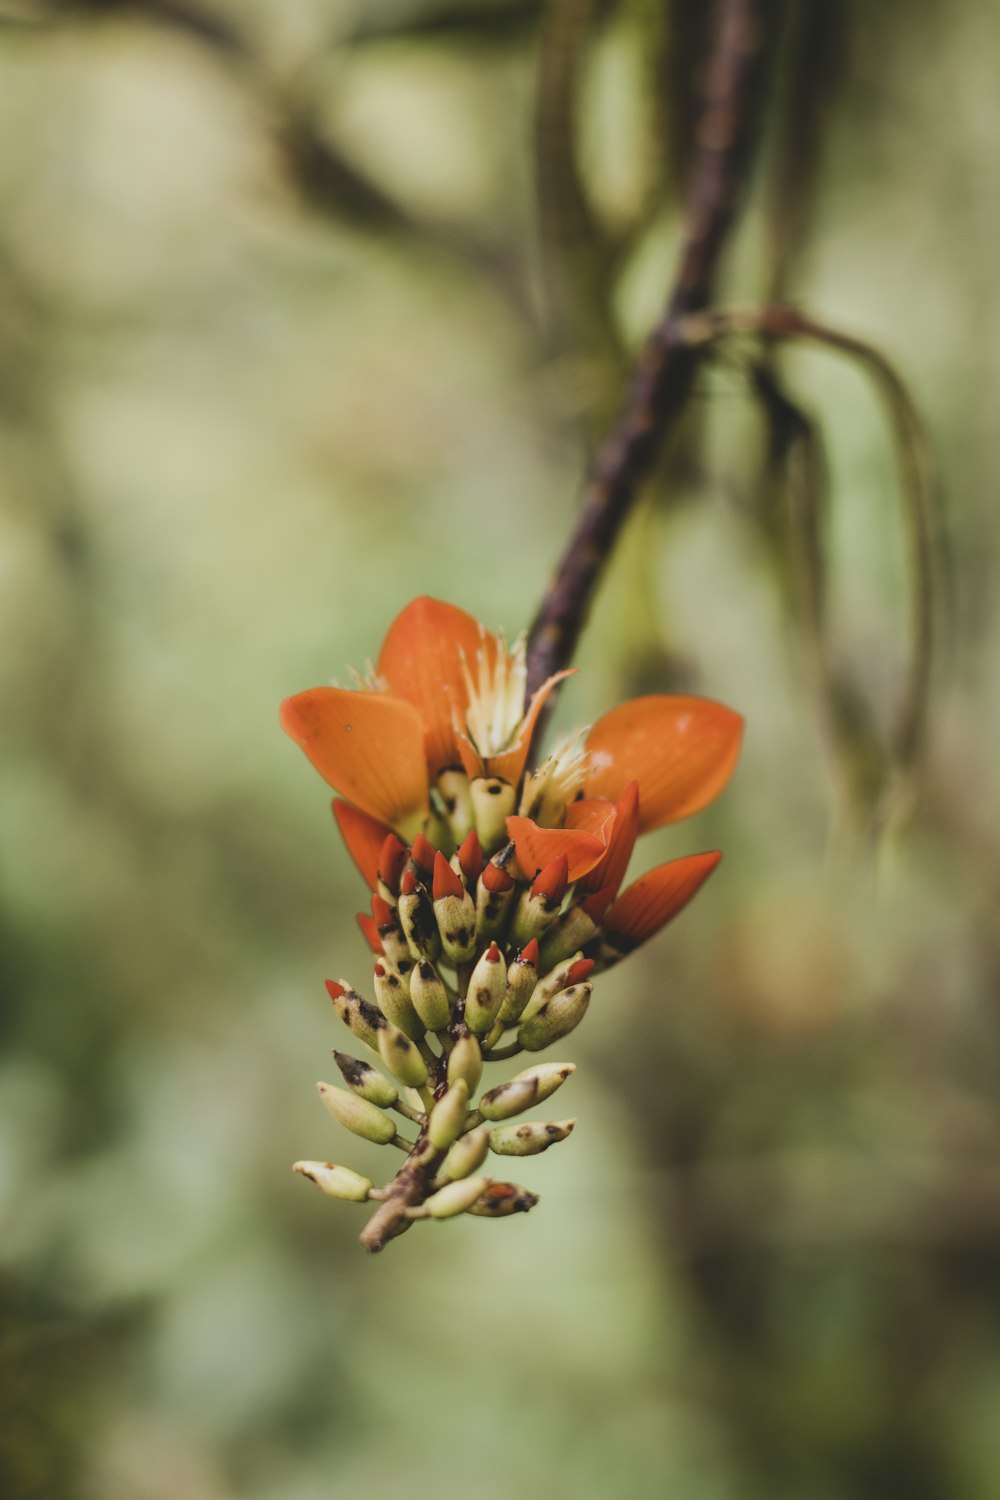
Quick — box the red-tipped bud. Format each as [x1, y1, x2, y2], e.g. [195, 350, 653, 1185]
[410, 834, 436, 875]
[565, 958, 595, 986]
[531, 853, 569, 904]
[433, 849, 464, 902]
[482, 861, 515, 893]
[357, 913, 383, 953]
[580, 884, 617, 923]
[400, 868, 418, 897]
[378, 833, 408, 894]
[458, 830, 484, 884]
[371, 894, 395, 929]
[373, 962, 386, 978]
[325, 979, 347, 1001]
[518, 939, 539, 969]
[485, 941, 501, 963]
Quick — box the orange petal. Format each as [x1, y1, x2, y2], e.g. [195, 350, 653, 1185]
[487, 670, 575, 785]
[506, 809, 614, 883]
[455, 729, 486, 781]
[603, 851, 722, 949]
[357, 913, 383, 954]
[280, 687, 429, 835]
[573, 782, 639, 895]
[377, 597, 498, 777]
[584, 695, 744, 833]
[332, 800, 393, 890]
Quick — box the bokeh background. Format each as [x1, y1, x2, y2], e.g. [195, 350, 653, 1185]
[2, 2, 999, 1497]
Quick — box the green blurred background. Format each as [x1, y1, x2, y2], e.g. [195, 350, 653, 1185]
[2, 2, 998, 1497]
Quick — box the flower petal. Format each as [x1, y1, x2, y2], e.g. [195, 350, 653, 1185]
[573, 781, 639, 895]
[377, 597, 497, 777]
[487, 670, 575, 785]
[603, 851, 722, 950]
[506, 808, 615, 883]
[357, 913, 383, 954]
[281, 687, 429, 835]
[332, 800, 393, 890]
[584, 695, 743, 832]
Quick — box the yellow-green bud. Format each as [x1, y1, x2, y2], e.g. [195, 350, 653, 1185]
[373, 963, 424, 1039]
[292, 1160, 373, 1202]
[478, 1075, 539, 1121]
[489, 1118, 576, 1156]
[409, 959, 451, 1031]
[519, 952, 585, 1024]
[470, 776, 516, 851]
[497, 948, 539, 1025]
[317, 1082, 397, 1145]
[432, 891, 477, 964]
[377, 1023, 429, 1087]
[428, 1079, 470, 1149]
[517, 982, 591, 1051]
[539, 906, 600, 969]
[328, 981, 385, 1050]
[464, 942, 507, 1033]
[467, 1181, 539, 1217]
[442, 1125, 490, 1180]
[425, 1176, 491, 1219]
[437, 767, 475, 844]
[511, 1061, 575, 1105]
[398, 885, 441, 962]
[332, 1050, 398, 1109]
[447, 1032, 482, 1094]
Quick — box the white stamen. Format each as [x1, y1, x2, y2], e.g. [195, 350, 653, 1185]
[461, 631, 529, 757]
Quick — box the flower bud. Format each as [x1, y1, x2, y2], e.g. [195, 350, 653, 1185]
[326, 980, 385, 1050]
[497, 939, 539, 1025]
[424, 1176, 491, 1219]
[398, 871, 441, 962]
[371, 895, 415, 973]
[317, 1082, 397, 1145]
[475, 859, 516, 939]
[376, 833, 408, 903]
[519, 953, 588, 1024]
[470, 776, 516, 851]
[464, 942, 507, 1033]
[442, 1125, 490, 1180]
[437, 767, 475, 844]
[377, 1023, 429, 1087]
[489, 1118, 576, 1156]
[373, 963, 424, 1039]
[332, 1050, 398, 1109]
[432, 852, 477, 963]
[517, 982, 592, 1051]
[293, 1160, 373, 1202]
[447, 1032, 482, 1094]
[508, 855, 569, 947]
[478, 1074, 539, 1121]
[539, 903, 601, 969]
[467, 1181, 539, 1217]
[427, 1079, 470, 1150]
[409, 959, 452, 1031]
[511, 1061, 575, 1105]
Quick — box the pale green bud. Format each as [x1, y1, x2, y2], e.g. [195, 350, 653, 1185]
[377, 1023, 430, 1087]
[433, 891, 477, 963]
[332, 1050, 398, 1109]
[508, 888, 562, 948]
[374, 919, 415, 975]
[447, 1032, 482, 1094]
[437, 767, 476, 843]
[292, 1160, 373, 1202]
[478, 1075, 539, 1121]
[511, 1061, 575, 1105]
[470, 776, 517, 852]
[539, 907, 600, 969]
[373, 963, 424, 1039]
[428, 1079, 470, 1149]
[317, 1082, 397, 1145]
[424, 1176, 491, 1219]
[489, 1118, 576, 1156]
[409, 959, 451, 1031]
[497, 950, 539, 1025]
[517, 982, 591, 1051]
[329, 981, 385, 1050]
[398, 887, 441, 962]
[467, 1181, 539, 1217]
[519, 952, 585, 1024]
[464, 942, 507, 1033]
[442, 1125, 490, 1180]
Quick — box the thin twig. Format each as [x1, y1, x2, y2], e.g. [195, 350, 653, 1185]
[525, 0, 773, 712]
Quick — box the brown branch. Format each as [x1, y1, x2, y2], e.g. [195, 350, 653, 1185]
[524, 0, 774, 707]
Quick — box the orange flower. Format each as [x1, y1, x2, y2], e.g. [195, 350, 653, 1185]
[281, 596, 743, 962]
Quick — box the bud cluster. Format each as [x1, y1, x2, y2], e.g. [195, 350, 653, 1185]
[295, 824, 608, 1249]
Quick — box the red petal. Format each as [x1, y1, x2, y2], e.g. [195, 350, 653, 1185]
[281, 687, 430, 836]
[573, 782, 639, 895]
[378, 834, 408, 894]
[432, 850, 464, 902]
[584, 696, 743, 832]
[357, 913, 383, 954]
[331, 800, 393, 890]
[377, 597, 498, 777]
[487, 670, 575, 785]
[371, 894, 395, 929]
[603, 851, 722, 949]
[517, 939, 539, 968]
[457, 830, 484, 884]
[506, 814, 612, 883]
[410, 834, 436, 876]
[482, 861, 515, 893]
[531, 853, 569, 903]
